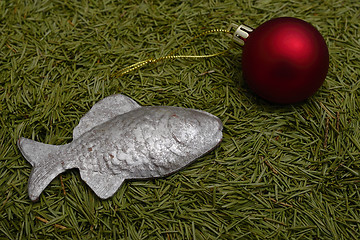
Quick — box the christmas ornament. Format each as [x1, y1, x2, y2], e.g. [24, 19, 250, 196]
[228, 17, 329, 104]
[117, 17, 329, 104]
[18, 94, 223, 201]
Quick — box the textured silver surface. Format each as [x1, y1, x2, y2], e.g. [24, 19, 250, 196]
[18, 94, 223, 201]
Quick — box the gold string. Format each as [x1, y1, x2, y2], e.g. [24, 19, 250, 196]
[114, 28, 231, 78]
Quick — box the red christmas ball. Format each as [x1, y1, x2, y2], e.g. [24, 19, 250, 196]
[242, 17, 329, 104]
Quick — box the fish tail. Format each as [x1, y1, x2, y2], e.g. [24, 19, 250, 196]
[18, 137, 66, 201]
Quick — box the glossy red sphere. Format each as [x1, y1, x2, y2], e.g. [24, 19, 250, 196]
[242, 17, 329, 104]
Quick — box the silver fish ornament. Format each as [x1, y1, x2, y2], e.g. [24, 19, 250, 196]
[18, 94, 223, 201]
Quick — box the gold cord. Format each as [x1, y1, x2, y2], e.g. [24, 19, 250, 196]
[114, 28, 231, 78]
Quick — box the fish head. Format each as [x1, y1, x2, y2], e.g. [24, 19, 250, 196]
[168, 108, 223, 155]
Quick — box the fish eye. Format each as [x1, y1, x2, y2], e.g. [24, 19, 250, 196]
[169, 114, 200, 144]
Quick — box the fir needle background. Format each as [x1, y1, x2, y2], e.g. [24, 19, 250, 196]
[1, 0, 360, 239]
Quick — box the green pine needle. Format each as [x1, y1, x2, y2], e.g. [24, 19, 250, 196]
[1, 0, 360, 239]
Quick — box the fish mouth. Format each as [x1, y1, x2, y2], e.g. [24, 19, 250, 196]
[216, 117, 223, 132]
[211, 116, 223, 137]
[214, 129, 223, 145]
[209, 116, 223, 148]
[202, 114, 223, 143]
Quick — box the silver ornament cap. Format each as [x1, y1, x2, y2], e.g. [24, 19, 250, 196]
[226, 23, 253, 46]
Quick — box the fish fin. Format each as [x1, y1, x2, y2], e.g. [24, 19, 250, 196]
[80, 170, 124, 199]
[17, 138, 66, 201]
[73, 94, 141, 139]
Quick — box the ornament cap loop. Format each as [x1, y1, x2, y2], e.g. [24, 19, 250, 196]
[226, 23, 253, 46]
